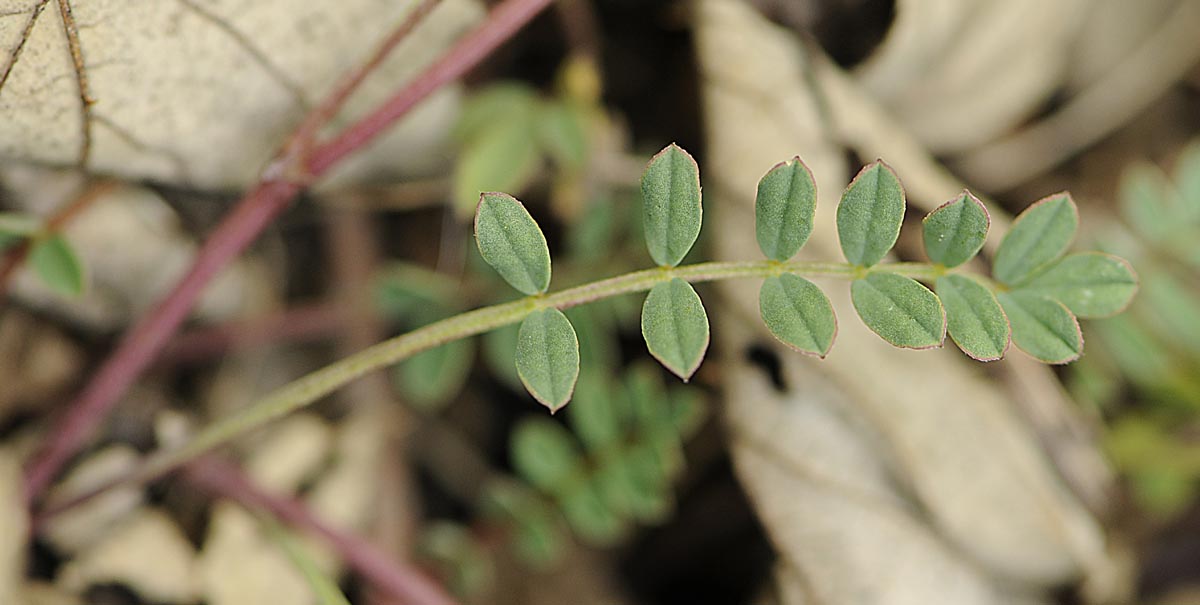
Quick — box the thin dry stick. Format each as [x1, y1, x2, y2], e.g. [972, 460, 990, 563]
[24, 0, 556, 502]
[0, 178, 117, 297]
[185, 456, 457, 605]
[159, 301, 346, 365]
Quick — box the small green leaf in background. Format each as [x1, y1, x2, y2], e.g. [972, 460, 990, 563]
[922, 191, 989, 268]
[935, 274, 1009, 361]
[0, 212, 40, 251]
[479, 480, 565, 568]
[1019, 253, 1138, 318]
[755, 157, 817, 261]
[537, 99, 589, 172]
[560, 479, 626, 545]
[758, 273, 837, 357]
[992, 193, 1078, 285]
[998, 291, 1082, 364]
[483, 322, 522, 390]
[418, 522, 494, 598]
[30, 234, 85, 296]
[641, 278, 709, 381]
[516, 308, 580, 413]
[453, 84, 541, 217]
[373, 262, 461, 321]
[511, 418, 582, 494]
[395, 338, 474, 410]
[1175, 141, 1200, 218]
[670, 386, 708, 439]
[641, 144, 702, 267]
[836, 161, 905, 267]
[850, 272, 945, 349]
[568, 370, 621, 451]
[1120, 163, 1179, 242]
[474, 192, 552, 295]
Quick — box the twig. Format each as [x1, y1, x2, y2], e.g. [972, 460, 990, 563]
[159, 301, 347, 366]
[24, 0, 556, 502]
[0, 178, 117, 297]
[185, 456, 457, 605]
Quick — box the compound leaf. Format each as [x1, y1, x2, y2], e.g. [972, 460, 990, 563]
[1019, 252, 1138, 318]
[516, 308, 580, 412]
[998, 291, 1082, 364]
[511, 418, 582, 494]
[922, 191, 989, 268]
[641, 278, 709, 381]
[755, 157, 817, 261]
[936, 274, 1009, 361]
[759, 273, 837, 357]
[642, 144, 702, 267]
[850, 272, 945, 349]
[993, 193, 1077, 285]
[836, 161, 905, 267]
[475, 192, 552, 295]
[30, 234, 85, 297]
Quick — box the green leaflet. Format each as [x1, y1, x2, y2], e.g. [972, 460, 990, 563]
[511, 418, 582, 494]
[483, 322, 522, 390]
[536, 99, 589, 172]
[758, 273, 837, 357]
[836, 161, 905, 267]
[1176, 141, 1200, 218]
[568, 370, 621, 450]
[993, 193, 1078, 285]
[641, 144, 702, 267]
[998, 291, 1082, 364]
[560, 479, 626, 545]
[480, 480, 566, 569]
[755, 157, 817, 261]
[475, 192, 552, 295]
[395, 338, 474, 410]
[641, 278, 709, 381]
[1019, 252, 1138, 318]
[30, 234, 85, 297]
[515, 308, 581, 412]
[1120, 163, 1179, 242]
[922, 191, 989, 268]
[454, 117, 541, 218]
[936, 274, 1009, 361]
[850, 272, 945, 349]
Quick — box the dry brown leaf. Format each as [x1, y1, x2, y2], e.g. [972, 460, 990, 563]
[0, 0, 483, 189]
[695, 1, 1111, 601]
[0, 449, 28, 605]
[200, 501, 315, 605]
[41, 445, 143, 554]
[57, 508, 198, 602]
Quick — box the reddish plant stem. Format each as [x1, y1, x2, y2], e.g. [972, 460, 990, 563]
[0, 178, 116, 297]
[24, 179, 301, 499]
[290, 0, 444, 154]
[23, 0, 555, 502]
[159, 301, 347, 366]
[185, 456, 457, 605]
[307, 0, 555, 175]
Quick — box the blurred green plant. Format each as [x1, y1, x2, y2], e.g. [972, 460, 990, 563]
[1069, 141, 1200, 518]
[0, 211, 86, 296]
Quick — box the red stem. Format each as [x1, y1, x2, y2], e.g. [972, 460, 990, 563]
[186, 457, 457, 605]
[23, 0, 555, 502]
[159, 301, 346, 366]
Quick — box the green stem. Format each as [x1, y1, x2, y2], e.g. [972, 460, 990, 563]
[37, 258, 941, 516]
